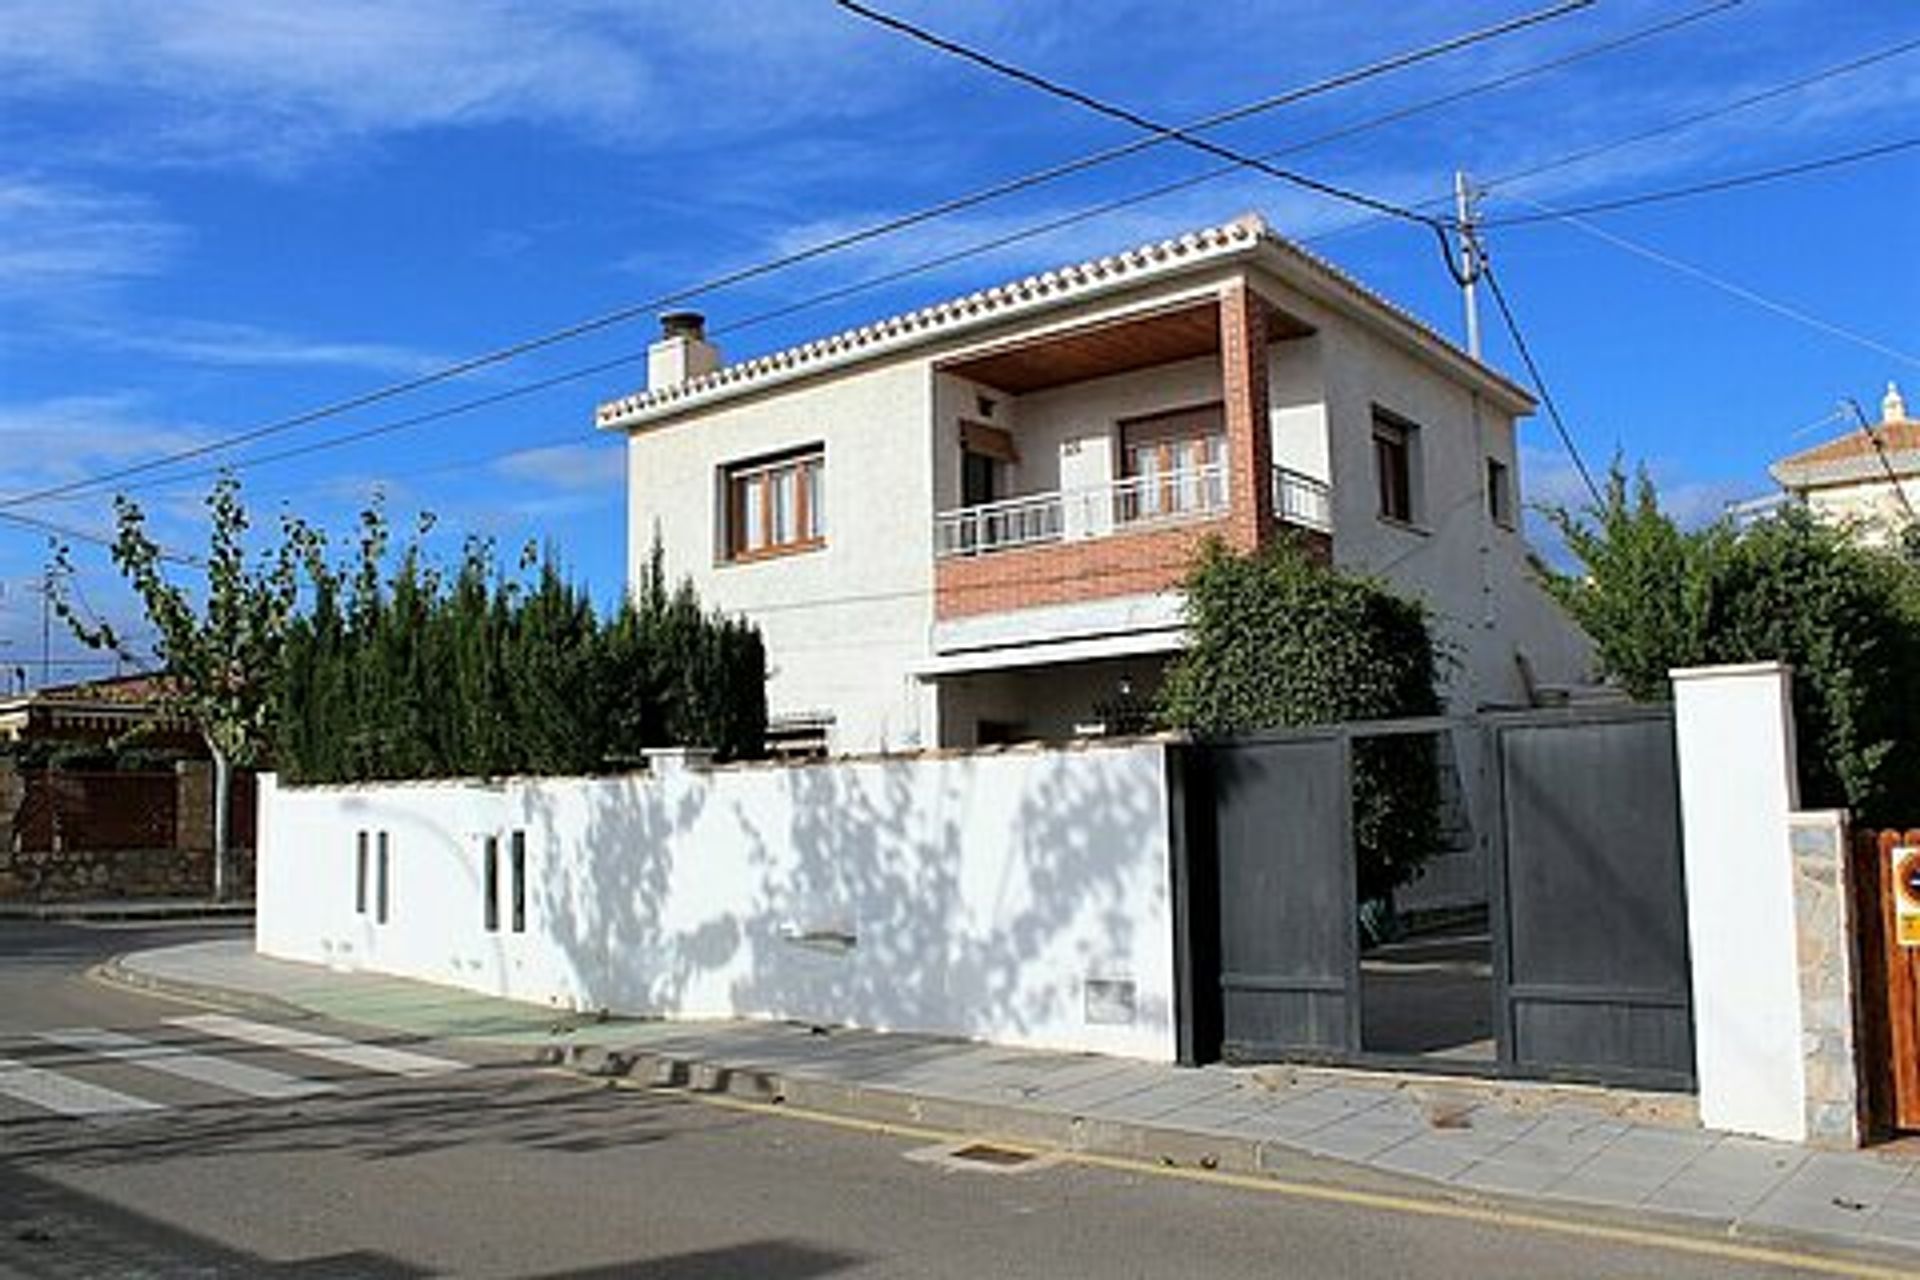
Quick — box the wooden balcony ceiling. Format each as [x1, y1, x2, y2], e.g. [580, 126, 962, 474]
[941, 299, 1311, 395]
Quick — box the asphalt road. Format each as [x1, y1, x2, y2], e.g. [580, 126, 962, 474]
[0, 920, 1870, 1278]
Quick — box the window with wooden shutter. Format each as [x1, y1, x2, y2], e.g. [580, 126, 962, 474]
[723, 447, 825, 561]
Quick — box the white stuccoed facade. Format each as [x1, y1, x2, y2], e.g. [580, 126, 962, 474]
[603, 215, 1592, 755]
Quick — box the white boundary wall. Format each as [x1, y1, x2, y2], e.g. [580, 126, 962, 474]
[256, 739, 1178, 1061]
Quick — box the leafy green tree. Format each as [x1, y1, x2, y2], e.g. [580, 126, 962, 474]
[54, 475, 312, 900]
[1539, 465, 1723, 700]
[1543, 462, 1920, 823]
[1160, 537, 1444, 900]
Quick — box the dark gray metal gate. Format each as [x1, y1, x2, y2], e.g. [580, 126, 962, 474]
[1181, 705, 1695, 1090]
[1488, 707, 1693, 1089]
[1207, 733, 1355, 1063]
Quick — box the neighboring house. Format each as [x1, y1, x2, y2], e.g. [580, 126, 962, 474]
[0, 673, 183, 752]
[1767, 383, 1918, 548]
[597, 213, 1591, 756]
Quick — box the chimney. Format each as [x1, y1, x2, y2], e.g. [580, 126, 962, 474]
[647, 311, 720, 391]
[1885, 381, 1908, 425]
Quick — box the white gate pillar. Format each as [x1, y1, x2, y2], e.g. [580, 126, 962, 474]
[1671, 662, 1807, 1141]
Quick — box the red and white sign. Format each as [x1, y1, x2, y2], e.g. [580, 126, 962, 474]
[1893, 845, 1920, 948]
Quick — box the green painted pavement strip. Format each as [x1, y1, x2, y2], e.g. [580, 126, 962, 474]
[280, 983, 650, 1046]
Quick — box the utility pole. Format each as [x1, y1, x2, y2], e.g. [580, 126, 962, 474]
[1454, 169, 1483, 359]
[37, 569, 52, 692]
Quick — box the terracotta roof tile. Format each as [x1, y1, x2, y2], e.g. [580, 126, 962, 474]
[1775, 418, 1920, 468]
[596, 213, 1532, 428]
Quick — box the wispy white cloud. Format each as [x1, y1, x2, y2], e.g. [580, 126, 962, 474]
[0, 393, 212, 494]
[0, 0, 933, 172]
[0, 176, 181, 296]
[66, 317, 447, 375]
[491, 442, 622, 494]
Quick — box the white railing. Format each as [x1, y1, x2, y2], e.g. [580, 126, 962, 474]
[1274, 466, 1332, 533]
[934, 462, 1230, 558]
[932, 490, 1067, 558]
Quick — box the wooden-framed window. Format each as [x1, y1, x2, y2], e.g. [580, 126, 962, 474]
[1487, 456, 1514, 529]
[1119, 403, 1227, 521]
[724, 448, 824, 561]
[1373, 408, 1419, 525]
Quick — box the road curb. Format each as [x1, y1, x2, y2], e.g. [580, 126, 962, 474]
[0, 902, 255, 923]
[549, 1042, 1400, 1185]
[90, 953, 310, 1021]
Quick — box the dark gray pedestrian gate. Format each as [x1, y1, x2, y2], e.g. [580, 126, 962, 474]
[1488, 707, 1692, 1089]
[1209, 732, 1355, 1063]
[1177, 706, 1694, 1090]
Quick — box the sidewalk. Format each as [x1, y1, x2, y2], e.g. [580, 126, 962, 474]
[109, 938, 1920, 1264]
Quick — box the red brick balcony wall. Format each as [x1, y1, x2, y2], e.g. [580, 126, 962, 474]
[934, 520, 1230, 620]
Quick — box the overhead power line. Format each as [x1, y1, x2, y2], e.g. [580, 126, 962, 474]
[1307, 31, 1920, 245]
[85, 3, 1739, 506]
[1483, 34, 1920, 195]
[1501, 193, 1920, 370]
[112, 0, 1694, 517]
[0, 509, 203, 568]
[0, 0, 1594, 516]
[1482, 136, 1920, 226]
[833, 0, 1501, 261]
[1844, 396, 1918, 524]
[1478, 256, 1604, 507]
[834, 0, 1619, 495]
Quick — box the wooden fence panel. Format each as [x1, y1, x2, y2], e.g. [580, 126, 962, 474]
[8, 771, 177, 852]
[1852, 828, 1920, 1135]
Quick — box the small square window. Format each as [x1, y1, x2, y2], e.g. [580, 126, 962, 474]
[1487, 457, 1514, 528]
[724, 448, 824, 560]
[1373, 410, 1418, 525]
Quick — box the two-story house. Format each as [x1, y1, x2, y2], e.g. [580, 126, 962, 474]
[597, 214, 1590, 755]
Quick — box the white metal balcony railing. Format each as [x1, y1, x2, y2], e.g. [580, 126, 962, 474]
[1274, 465, 1333, 534]
[933, 463, 1331, 558]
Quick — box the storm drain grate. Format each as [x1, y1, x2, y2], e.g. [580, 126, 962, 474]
[948, 1142, 1036, 1167]
[906, 1139, 1057, 1175]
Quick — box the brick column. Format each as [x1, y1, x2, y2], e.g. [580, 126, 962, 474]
[0, 759, 20, 898]
[1220, 280, 1274, 551]
[175, 759, 213, 854]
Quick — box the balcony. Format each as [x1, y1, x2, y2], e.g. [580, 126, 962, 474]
[934, 464, 1328, 559]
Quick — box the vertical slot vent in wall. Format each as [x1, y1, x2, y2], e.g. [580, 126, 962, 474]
[510, 830, 527, 934]
[376, 832, 391, 925]
[483, 835, 500, 933]
[355, 831, 369, 915]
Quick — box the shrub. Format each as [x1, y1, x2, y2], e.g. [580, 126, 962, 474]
[1160, 537, 1445, 899]
[1544, 464, 1920, 824]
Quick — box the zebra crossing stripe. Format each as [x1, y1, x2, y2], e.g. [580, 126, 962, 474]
[0, 1056, 163, 1117]
[166, 1014, 467, 1079]
[36, 1027, 337, 1101]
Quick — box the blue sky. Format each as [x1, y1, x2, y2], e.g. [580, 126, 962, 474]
[1, 0, 1915, 685]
